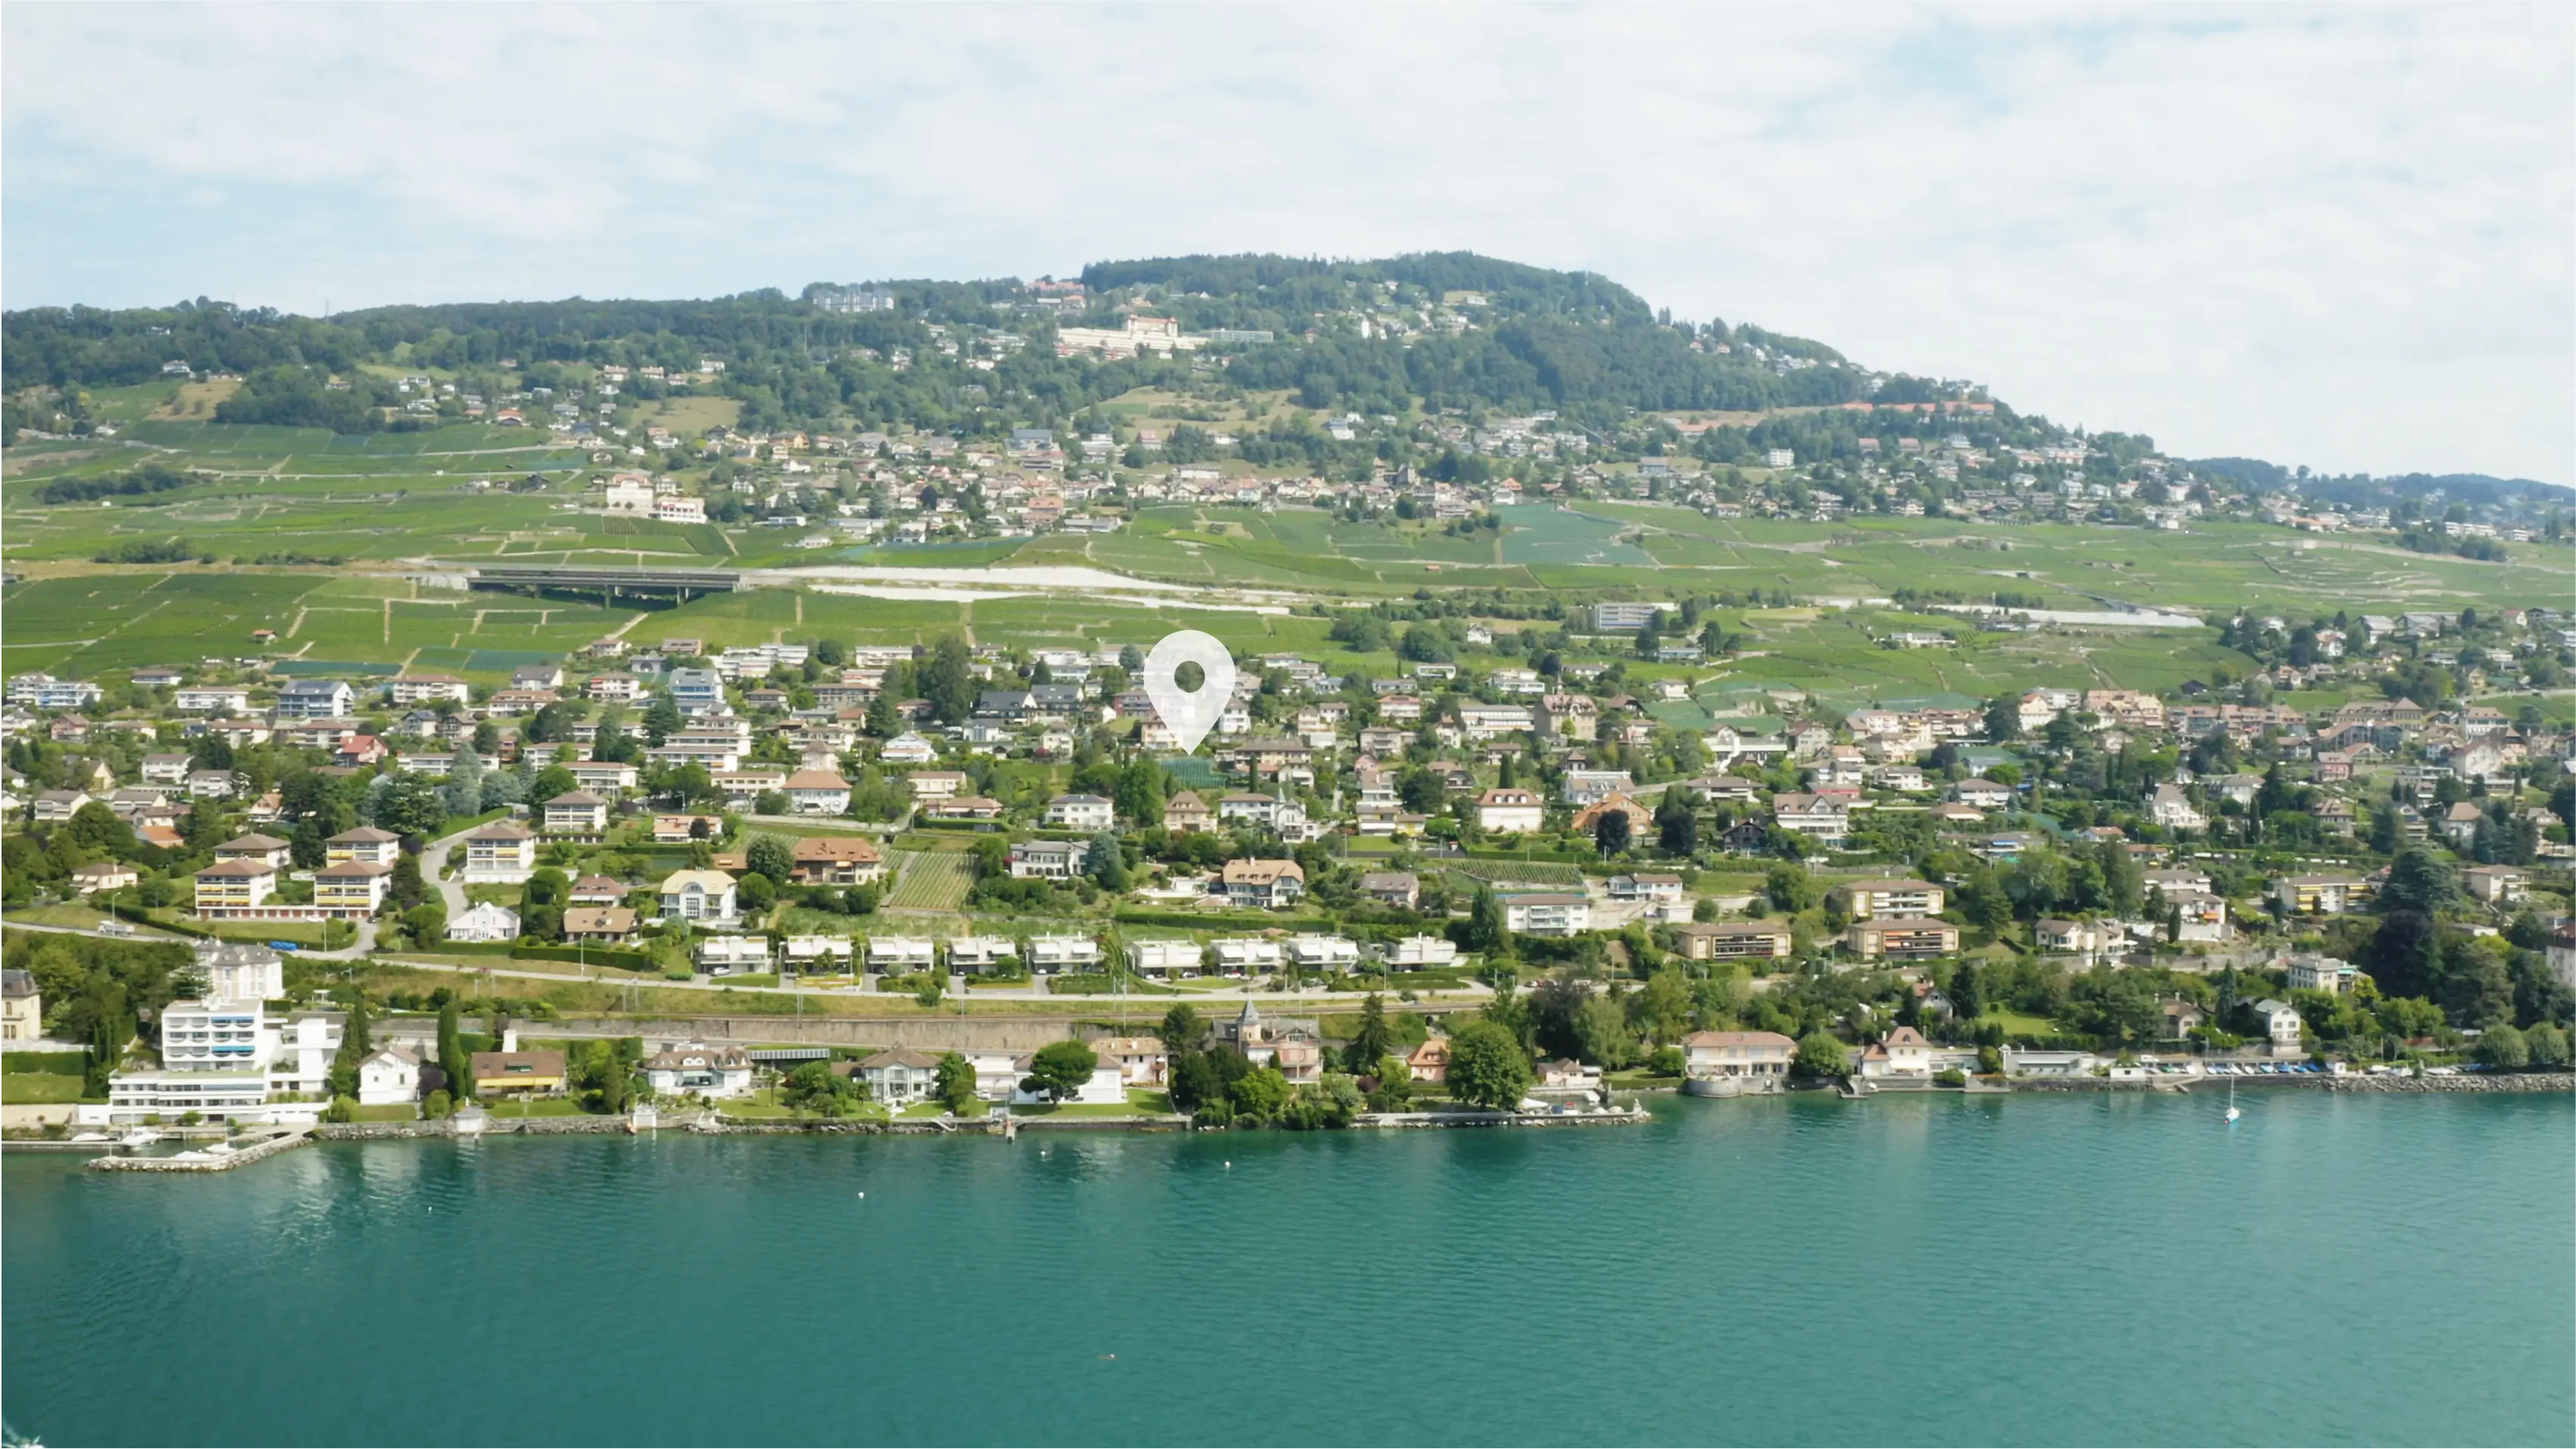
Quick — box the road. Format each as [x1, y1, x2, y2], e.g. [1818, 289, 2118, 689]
[418, 821, 482, 919]
[5, 915, 378, 959]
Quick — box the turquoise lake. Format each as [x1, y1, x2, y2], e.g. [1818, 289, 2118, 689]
[7, 1092, 2571, 1447]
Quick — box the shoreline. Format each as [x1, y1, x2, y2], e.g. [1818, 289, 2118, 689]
[14, 1074, 2564, 1170]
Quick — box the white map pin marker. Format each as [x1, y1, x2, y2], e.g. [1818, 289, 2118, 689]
[1143, 630, 1236, 754]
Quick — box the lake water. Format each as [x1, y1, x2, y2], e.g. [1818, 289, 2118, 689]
[7, 1093, 2571, 1447]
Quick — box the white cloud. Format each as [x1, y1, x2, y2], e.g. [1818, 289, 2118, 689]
[5, 3, 2567, 479]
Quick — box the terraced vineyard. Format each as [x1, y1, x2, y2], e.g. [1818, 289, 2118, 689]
[883, 851, 974, 911]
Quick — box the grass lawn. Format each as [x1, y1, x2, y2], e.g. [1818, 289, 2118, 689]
[351, 1103, 419, 1122]
[1009, 1090, 1174, 1118]
[721, 1088, 889, 1123]
[1605, 1070, 1683, 1089]
[1976, 1009, 2059, 1038]
[4, 902, 120, 931]
[0, 1074, 90, 1105]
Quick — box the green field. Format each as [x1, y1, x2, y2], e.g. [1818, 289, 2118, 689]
[5, 411, 2562, 693]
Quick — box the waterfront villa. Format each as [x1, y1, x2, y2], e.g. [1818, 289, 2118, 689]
[644, 1042, 756, 1098]
[1682, 1030, 1795, 1081]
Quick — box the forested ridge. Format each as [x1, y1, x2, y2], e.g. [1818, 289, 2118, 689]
[3, 251, 1882, 437]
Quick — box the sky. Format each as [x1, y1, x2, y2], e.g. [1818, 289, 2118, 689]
[6, 4, 2570, 483]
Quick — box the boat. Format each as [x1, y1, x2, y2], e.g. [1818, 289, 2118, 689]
[2225, 1075, 2240, 1124]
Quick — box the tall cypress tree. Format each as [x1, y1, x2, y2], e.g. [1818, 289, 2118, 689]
[437, 999, 472, 1101]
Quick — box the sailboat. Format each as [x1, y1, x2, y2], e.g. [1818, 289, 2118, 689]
[2224, 1073, 2241, 1123]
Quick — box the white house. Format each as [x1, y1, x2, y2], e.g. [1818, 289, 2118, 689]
[781, 769, 851, 815]
[1045, 793, 1115, 830]
[856, 1048, 943, 1105]
[1388, 935, 1459, 968]
[658, 869, 738, 922]
[2150, 784, 2206, 832]
[357, 1046, 420, 1108]
[1857, 1025, 1935, 1080]
[2251, 999, 2306, 1052]
[865, 936, 937, 973]
[1128, 939, 1203, 978]
[1026, 935, 1102, 973]
[1683, 1030, 1797, 1081]
[447, 900, 522, 943]
[1503, 893, 1592, 936]
[1475, 787, 1544, 833]
[1286, 934, 1361, 971]
[644, 1042, 756, 1098]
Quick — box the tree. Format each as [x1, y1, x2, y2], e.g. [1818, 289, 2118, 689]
[781, 1061, 862, 1117]
[920, 636, 977, 724]
[2378, 848, 2459, 916]
[1794, 1030, 1851, 1080]
[1574, 994, 1638, 1068]
[737, 872, 777, 914]
[580, 1040, 634, 1114]
[1346, 992, 1396, 1072]
[2523, 1022, 2571, 1067]
[1463, 884, 1511, 955]
[1984, 694, 2021, 743]
[1084, 833, 1128, 892]
[1764, 862, 1817, 915]
[1445, 1019, 1533, 1110]
[2474, 1024, 2528, 1070]
[437, 999, 472, 1102]
[388, 853, 425, 911]
[860, 689, 900, 740]
[1369, 1053, 1414, 1111]
[1021, 1040, 1099, 1102]
[641, 695, 684, 745]
[1593, 809, 1633, 857]
[745, 834, 795, 884]
[1229, 1065, 1292, 1123]
[1113, 760, 1165, 825]
[403, 903, 446, 946]
[934, 1051, 980, 1114]
[1656, 793, 1699, 855]
[375, 773, 447, 840]
[444, 745, 486, 815]
[1159, 1002, 1205, 1049]
[1951, 961, 1984, 1021]
[2367, 911, 2443, 1001]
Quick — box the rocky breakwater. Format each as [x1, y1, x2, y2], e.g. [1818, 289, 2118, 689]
[2319, 1071, 2573, 1094]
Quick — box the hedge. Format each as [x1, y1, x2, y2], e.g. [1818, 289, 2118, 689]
[513, 943, 660, 973]
[2, 1051, 90, 1075]
[1113, 908, 1334, 933]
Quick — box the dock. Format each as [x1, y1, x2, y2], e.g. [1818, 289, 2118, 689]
[89, 1125, 313, 1172]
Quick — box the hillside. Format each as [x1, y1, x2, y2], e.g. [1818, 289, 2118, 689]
[4, 251, 1906, 440]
